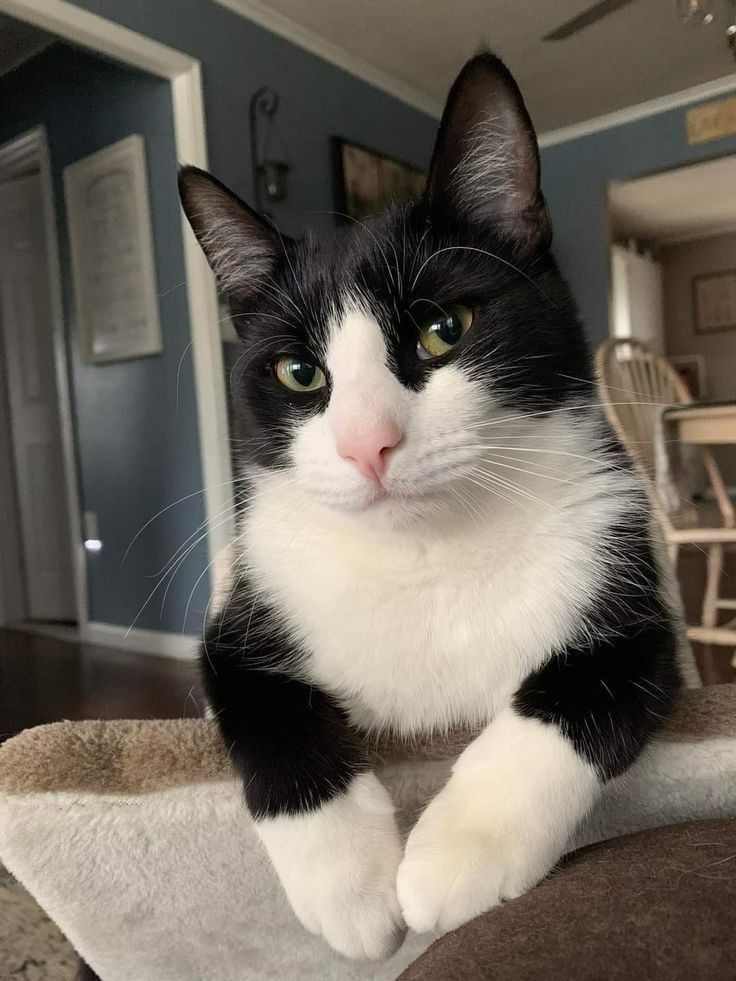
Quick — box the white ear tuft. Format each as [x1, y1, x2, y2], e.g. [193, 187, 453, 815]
[178, 166, 284, 296]
[425, 53, 550, 254]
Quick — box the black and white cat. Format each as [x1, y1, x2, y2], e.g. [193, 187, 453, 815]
[179, 53, 680, 961]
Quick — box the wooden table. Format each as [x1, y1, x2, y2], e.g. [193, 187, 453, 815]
[664, 401, 736, 445]
[664, 400, 736, 524]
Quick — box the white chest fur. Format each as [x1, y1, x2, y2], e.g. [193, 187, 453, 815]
[242, 447, 632, 736]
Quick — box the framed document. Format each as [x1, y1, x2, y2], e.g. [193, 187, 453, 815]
[692, 270, 736, 335]
[64, 135, 162, 363]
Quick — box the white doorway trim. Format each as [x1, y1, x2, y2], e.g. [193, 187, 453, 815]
[0, 0, 235, 581]
[0, 125, 87, 625]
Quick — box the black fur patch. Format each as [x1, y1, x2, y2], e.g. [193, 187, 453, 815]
[515, 503, 681, 779]
[201, 591, 368, 819]
[515, 621, 679, 781]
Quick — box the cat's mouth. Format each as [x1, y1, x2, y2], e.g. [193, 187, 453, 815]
[356, 484, 441, 516]
[314, 458, 481, 523]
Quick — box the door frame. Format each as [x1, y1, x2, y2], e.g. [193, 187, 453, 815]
[0, 126, 87, 625]
[0, 0, 234, 627]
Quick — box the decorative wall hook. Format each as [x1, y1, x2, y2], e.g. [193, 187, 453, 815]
[249, 86, 290, 215]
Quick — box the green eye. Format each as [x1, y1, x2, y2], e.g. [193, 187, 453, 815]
[417, 304, 474, 360]
[274, 355, 326, 392]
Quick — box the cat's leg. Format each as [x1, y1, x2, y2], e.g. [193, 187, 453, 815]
[397, 620, 679, 933]
[202, 609, 404, 960]
[397, 705, 598, 934]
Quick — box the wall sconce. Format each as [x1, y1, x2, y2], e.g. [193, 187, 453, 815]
[249, 86, 290, 214]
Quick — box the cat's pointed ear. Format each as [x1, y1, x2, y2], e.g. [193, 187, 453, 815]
[178, 166, 284, 296]
[424, 52, 550, 254]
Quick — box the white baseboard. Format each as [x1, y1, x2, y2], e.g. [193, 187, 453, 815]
[83, 622, 198, 660]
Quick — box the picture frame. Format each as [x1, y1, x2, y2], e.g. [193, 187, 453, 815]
[63, 134, 162, 363]
[691, 270, 736, 335]
[670, 354, 707, 400]
[331, 137, 426, 222]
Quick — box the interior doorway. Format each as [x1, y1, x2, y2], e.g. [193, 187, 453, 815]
[607, 154, 736, 488]
[606, 156, 736, 683]
[608, 156, 736, 385]
[0, 128, 83, 625]
[0, 1, 231, 652]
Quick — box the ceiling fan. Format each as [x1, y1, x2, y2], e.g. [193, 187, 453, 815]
[543, 0, 638, 41]
[544, 0, 736, 63]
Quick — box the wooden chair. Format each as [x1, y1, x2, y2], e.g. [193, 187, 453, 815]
[595, 338, 736, 656]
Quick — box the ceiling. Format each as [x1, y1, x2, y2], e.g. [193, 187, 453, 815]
[218, 0, 736, 133]
[609, 155, 736, 241]
[0, 12, 52, 78]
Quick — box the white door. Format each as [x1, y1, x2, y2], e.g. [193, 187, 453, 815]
[0, 174, 77, 622]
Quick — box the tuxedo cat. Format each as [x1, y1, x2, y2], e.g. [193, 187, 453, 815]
[179, 53, 679, 961]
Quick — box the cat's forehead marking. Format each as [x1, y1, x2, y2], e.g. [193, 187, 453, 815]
[324, 299, 409, 435]
[325, 300, 390, 387]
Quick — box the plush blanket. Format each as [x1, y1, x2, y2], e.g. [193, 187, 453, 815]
[1, 685, 735, 980]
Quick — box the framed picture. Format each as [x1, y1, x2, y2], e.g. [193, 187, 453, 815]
[64, 134, 162, 363]
[332, 138, 426, 221]
[692, 270, 736, 335]
[670, 354, 707, 400]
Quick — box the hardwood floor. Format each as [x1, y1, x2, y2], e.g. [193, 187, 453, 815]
[0, 627, 204, 744]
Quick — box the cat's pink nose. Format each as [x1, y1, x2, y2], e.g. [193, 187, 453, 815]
[337, 422, 402, 483]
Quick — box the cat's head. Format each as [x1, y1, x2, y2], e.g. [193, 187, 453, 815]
[179, 53, 590, 528]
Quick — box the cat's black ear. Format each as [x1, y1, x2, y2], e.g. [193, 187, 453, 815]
[424, 52, 550, 254]
[178, 166, 283, 296]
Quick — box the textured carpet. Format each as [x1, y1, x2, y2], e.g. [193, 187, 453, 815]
[0, 864, 75, 980]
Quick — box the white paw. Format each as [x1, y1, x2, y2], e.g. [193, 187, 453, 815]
[397, 786, 562, 934]
[397, 709, 601, 934]
[256, 773, 405, 960]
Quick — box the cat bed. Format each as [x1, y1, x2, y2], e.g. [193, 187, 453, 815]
[0, 685, 735, 981]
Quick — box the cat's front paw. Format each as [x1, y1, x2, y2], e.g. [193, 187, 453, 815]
[297, 860, 404, 961]
[397, 786, 561, 934]
[256, 773, 405, 960]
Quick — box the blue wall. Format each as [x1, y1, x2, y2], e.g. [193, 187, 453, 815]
[66, 0, 438, 236]
[65, 1, 736, 347]
[541, 101, 736, 348]
[0, 43, 208, 633]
